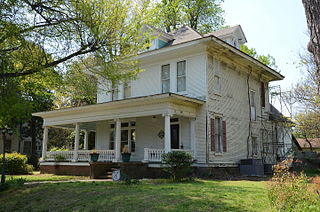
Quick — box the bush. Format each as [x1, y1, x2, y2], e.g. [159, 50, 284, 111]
[268, 159, 320, 211]
[162, 151, 193, 181]
[0, 152, 34, 175]
[54, 154, 66, 162]
[0, 177, 26, 192]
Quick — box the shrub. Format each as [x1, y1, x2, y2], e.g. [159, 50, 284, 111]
[54, 154, 66, 162]
[0, 152, 33, 174]
[162, 151, 193, 181]
[0, 177, 26, 192]
[268, 159, 320, 211]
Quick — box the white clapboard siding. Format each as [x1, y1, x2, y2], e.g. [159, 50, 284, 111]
[206, 54, 266, 163]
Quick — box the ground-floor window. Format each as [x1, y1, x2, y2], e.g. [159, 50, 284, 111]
[109, 121, 136, 152]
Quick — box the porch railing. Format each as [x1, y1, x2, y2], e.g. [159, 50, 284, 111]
[144, 148, 165, 162]
[45, 150, 115, 162]
[143, 148, 193, 162]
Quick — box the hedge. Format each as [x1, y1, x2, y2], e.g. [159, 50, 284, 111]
[0, 152, 33, 174]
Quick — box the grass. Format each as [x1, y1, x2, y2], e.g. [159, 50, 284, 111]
[7, 172, 89, 182]
[0, 179, 272, 212]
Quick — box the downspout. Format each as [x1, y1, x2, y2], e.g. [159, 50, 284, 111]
[246, 70, 252, 159]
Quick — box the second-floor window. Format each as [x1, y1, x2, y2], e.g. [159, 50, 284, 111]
[124, 82, 131, 99]
[250, 90, 256, 121]
[177, 61, 186, 92]
[111, 83, 118, 101]
[161, 64, 170, 93]
[260, 82, 266, 108]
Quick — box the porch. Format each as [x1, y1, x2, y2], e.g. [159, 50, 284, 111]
[33, 93, 204, 164]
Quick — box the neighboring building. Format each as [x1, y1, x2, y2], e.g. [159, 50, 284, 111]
[33, 25, 292, 177]
[296, 138, 320, 153]
[0, 124, 42, 157]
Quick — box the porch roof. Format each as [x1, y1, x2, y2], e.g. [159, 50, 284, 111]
[33, 93, 204, 127]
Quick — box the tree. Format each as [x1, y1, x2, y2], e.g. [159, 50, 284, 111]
[302, 0, 320, 93]
[153, 0, 225, 33]
[240, 45, 278, 70]
[0, 0, 152, 80]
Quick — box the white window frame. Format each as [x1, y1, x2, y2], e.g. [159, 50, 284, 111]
[177, 60, 186, 92]
[111, 83, 118, 101]
[109, 121, 136, 152]
[161, 64, 170, 93]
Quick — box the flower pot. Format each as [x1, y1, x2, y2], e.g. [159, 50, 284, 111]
[121, 153, 131, 162]
[90, 153, 100, 162]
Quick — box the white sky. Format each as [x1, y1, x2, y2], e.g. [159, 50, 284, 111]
[222, 0, 309, 91]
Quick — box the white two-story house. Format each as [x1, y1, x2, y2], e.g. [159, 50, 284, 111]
[33, 25, 289, 176]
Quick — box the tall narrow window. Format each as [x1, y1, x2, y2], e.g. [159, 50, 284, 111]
[215, 117, 223, 153]
[111, 82, 118, 101]
[260, 82, 266, 108]
[124, 82, 131, 99]
[161, 64, 170, 93]
[177, 61, 186, 92]
[252, 137, 258, 156]
[250, 90, 256, 121]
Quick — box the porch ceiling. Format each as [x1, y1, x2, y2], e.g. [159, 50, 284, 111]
[33, 93, 204, 127]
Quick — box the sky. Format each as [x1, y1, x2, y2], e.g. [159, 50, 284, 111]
[222, 0, 309, 115]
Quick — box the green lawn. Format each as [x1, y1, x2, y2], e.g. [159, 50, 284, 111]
[8, 172, 89, 182]
[0, 179, 272, 212]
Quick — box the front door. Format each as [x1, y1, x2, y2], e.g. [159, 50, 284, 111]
[171, 124, 179, 149]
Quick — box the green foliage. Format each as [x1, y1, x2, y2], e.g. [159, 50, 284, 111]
[153, 0, 225, 33]
[162, 151, 194, 180]
[268, 159, 320, 211]
[0, 177, 26, 192]
[240, 44, 278, 70]
[294, 112, 320, 139]
[0, 152, 33, 174]
[54, 155, 66, 162]
[49, 147, 70, 152]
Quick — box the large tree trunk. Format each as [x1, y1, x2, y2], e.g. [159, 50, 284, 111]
[302, 0, 320, 93]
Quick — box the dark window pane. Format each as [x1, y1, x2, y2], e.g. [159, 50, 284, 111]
[121, 123, 129, 128]
[121, 130, 128, 141]
[170, 118, 179, 122]
[130, 121, 136, 127]
[110, 124, 115, 128]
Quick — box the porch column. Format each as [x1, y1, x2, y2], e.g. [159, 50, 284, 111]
[190, 118, 196, 158]
[115, 119, 121, 162]
[73, 123, 80, 162]
[41, 126, 48, 160]
[164, 114, 171, 153]
[84, 130, 89, 150]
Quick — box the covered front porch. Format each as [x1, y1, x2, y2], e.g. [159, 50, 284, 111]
[34, 93, 204, 164]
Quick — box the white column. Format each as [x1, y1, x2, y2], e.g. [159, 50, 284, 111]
[164, 114, 171, 153]
[73, 123, 80, 162]
[84, 130, 89, 150]
[41, 126, 48, 160]
[190, 118, 196, 158]
[115, 119, 121, 162]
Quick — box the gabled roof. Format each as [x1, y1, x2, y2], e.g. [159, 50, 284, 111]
[168, 25, 203, 45]
[205, 25, 247, 43]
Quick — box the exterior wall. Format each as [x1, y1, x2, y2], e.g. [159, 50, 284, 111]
[95, 121, 110, 150]
[206, 55, 266, 164]
[96, 52, 207, 103]
[0, 134, 20, 154]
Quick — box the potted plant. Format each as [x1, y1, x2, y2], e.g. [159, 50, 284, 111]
[90, 149, 100, 162]
[121, 145, 131, 162]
